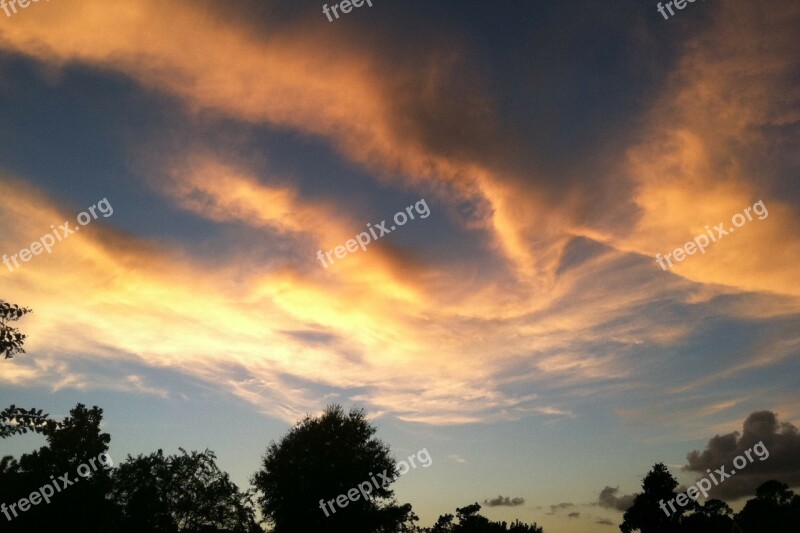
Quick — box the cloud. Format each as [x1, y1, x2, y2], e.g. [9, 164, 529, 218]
[598, 486, 636, 512]
[595, 518, 615, 526]
[546, 502, 574, 514]
[684, 411, 800, 499]
[567, 511, 580, 518]
[3, 163, 795, 430]
[0, 175, 577, 425]
[0, 0, 798, 437]
[484, 495, 525, 507]
[0, 0, 497, 207]
[599, 0, 800, 297]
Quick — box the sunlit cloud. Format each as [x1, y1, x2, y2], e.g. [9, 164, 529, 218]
[0, 0, 797, 439]
[597, 1, 800, 297]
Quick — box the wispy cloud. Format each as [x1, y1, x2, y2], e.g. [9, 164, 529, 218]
[1, 0, 798, 438]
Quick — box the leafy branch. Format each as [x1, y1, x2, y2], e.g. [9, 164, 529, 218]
[0, 405, 59, 439]
[0, 300, 33, 359]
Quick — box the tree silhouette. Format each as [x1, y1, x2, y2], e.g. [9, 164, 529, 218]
[681, 499, 734, 533]
[431, 513, 456, 532]
[423, 502, 543, 532]
[0, 300, 32, 359]
[618, 462, 800, 533]
[1, 404, 118, 531]
[111, 448, 261, 532]
[251, 404, 415, 533]
[452, 503, 498, 532]
[111, 449, 176, 532]
[735, 480, 800, 532]
[620, 463, 686, 533]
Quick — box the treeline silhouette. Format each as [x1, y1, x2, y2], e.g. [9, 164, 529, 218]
[620, 462, 800, 532]
[0, 403, 544, 532]
[3, 403, 799, 532]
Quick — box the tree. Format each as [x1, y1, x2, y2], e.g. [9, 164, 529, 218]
[735, 481, 800, 532]
[620, 463, 686, 533]
[251, 404, 415, 533]
[1, 404, 118, 532]
[618, 462, 800, 533]
[1, 405, 59, 485]
[18, 403, 110, 472]
[111, 449, 176, 532]
[422, 503, 543, 533]
[430, 513, 455, 533]
[452, 503, 499, 532]
[681, 499, 734, 533]
[111, 448, 261, 533]
[506, 520, 544, 533]
[0, 300, 32, 359]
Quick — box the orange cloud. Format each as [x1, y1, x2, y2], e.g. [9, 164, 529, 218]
[0, 170, 675, 425]
[600, 0, 800, 297]
[1, 0, 797, 434]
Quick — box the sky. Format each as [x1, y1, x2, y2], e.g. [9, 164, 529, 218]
[1, 0, 799, 531]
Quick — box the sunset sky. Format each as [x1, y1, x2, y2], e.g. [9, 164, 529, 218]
[1, 1, 799, 531]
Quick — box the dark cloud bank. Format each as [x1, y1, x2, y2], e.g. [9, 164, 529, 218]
[684, 410, 800, 499]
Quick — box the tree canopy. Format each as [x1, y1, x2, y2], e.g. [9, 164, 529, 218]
[621, 462, 686, 533]
[110, 448, 260, 533]
[0, 404, 118, 531]
[425, 503, 543, 533]
[251, 404, 416, 533]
